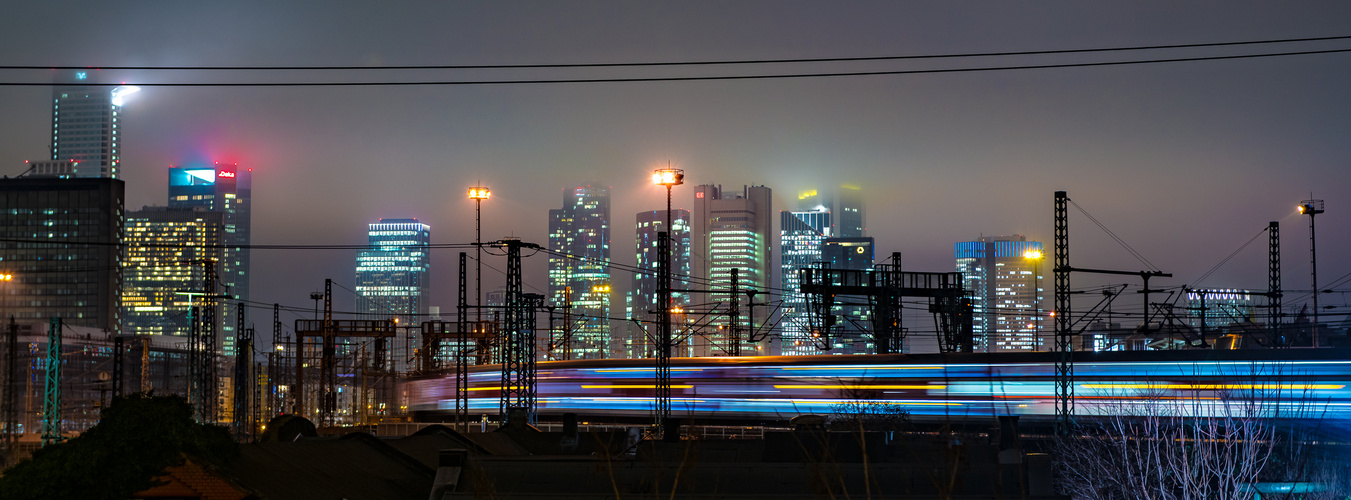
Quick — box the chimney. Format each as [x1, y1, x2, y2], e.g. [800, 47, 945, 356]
[428, 449, 467, 500]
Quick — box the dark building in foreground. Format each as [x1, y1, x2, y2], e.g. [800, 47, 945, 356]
[0, 175, 123, 332]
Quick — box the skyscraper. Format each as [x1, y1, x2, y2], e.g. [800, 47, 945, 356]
[955, 236, 1044, 352]
[780, 209, 831, 355]
[49, 70, 139, 179]
[123, 206, 225, 337]
[548, 184, 611, 359]
[355, 218, 431, 322]
[169, 163, 251, 354]
[628, 209, 690, 358]
[821, 236, 876, 354]
[0, 174, 124, 332]
[796, 185, 866, 238]
[692, 184, 772, 356]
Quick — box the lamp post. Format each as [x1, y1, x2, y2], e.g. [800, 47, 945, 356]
[1023, 249, 1043, 351]
[1298, 199, 1324, 347]
[651, 167, 683, 439]
[468, 186, 491, 327]
[1, 272, 12, 460]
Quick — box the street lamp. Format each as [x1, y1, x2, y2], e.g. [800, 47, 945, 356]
[1023, 249, 1044, 351]
[1298, 199, 1325, 347]
[651, 167, 683, 439]
[468, 186, 491, 327]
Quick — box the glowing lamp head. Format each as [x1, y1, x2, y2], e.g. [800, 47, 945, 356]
[1023, 249, 1043, 260]
[0, 273, 11, 281]
[468, 186, 491, 200]
[652, 168, 684, 187]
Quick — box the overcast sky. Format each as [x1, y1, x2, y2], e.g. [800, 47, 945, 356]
[1, 2, 1348, 331]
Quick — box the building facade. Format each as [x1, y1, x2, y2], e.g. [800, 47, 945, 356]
[627, 209, 691, 358]
[780, 210, 831, 355]
[955, 236, 1044, 352]
[50, 70, 138, 179]
[821, 236, 876, 354]
[355, 218, 431, 322]
[0, 176, 124, 332]
[168, 163, 251, 354]
[547, 184, 611, 359]
[1186, 288, 1254, 330]
[796, 185, 865, 238]
[123, 206, 225, 337]
[692, 184, 772, 356]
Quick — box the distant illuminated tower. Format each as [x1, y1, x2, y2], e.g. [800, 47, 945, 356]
[123, 206, 225, 337]
[692, 184, 772, 356]
[548, 184, 612, 359]
[629, 209, 690, 357]
[169, 163, 251, 355]
[796, 185, 865, 238]
[355, 219, 431, 321]
[50, 70, 139, 179]
[955, 236, 1043, 352]
[780, 209, 831, 355]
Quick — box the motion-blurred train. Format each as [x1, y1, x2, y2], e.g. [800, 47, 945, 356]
[404, 348, 1351, 424]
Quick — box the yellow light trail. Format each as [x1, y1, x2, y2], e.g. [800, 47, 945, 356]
[773, 384, 944, 390]
[581, 385, 694, 389]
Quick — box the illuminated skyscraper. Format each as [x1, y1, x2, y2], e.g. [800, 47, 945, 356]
[0, 175, 123, 332]
[169, 163, 251, 354]
[49, 70, 139, 179]
[548, 184, 611, 359]
[628, 209, 690, 357]
[356, 219, 431, 321]
[955, 236, 1044, 352]
[780, 209, 831, 355]
[692, 184, 772, 356]
[796, 185, 865, 238]
[123, 206, 225, 337]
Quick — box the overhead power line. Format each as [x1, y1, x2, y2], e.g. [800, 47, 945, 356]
[0, 49, 1347, 87]
[6, 35, 1349, 71]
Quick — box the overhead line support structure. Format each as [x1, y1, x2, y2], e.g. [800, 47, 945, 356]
[798, 266, 972, 354]
[1268, 221, 1283, 346]
[294, 279, 396, 427]
[41, 318, 61, 446]
[488, 238, 543, 426]
[1053, 191, 1173, 432]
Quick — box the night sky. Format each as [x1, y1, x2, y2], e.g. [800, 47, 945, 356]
[1, 2, 1348, 333]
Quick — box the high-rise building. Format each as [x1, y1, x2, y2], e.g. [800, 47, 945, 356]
[0, 174, 124, 332]
[955, 236, 1044, 352]
[692, 184, 772, 356]
[123, 206, 225, 337]
[796, 185, 865, 238]
[49, 70, 139, 179]
[355, 218, 431, 322]
[780, 209, 831, 355]
[168, 163, 251, 354]
[821, 236, 876, 354]
[628, 209, 691, 358]
[548, 184, 611, 359]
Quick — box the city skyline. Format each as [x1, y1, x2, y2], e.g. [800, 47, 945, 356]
[0, 3, 1347, 332]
